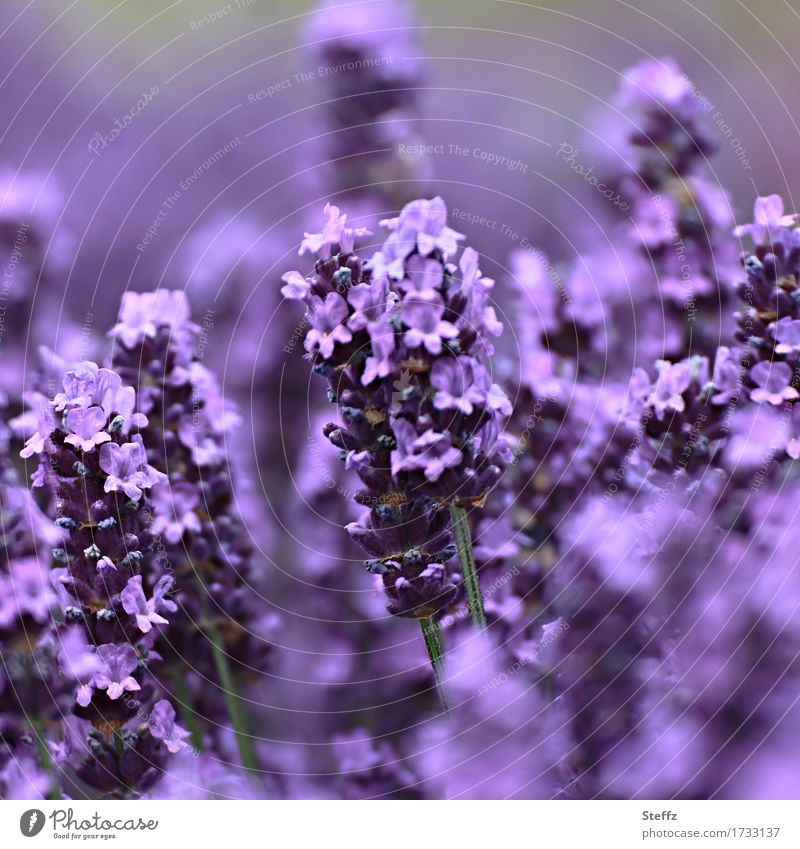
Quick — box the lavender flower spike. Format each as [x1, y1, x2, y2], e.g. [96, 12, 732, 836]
[19, 362, 189, 797]
[110, 289, 275, 774]
[729, 194, 800, 439]
[283, 196, 512, 681]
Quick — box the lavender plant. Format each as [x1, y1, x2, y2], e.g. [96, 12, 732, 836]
[624, 193, 800, 487]
[527, 60, 737, 378]
[614, 58, 738, 360]
[543, 465, 800, 798]
[282, 197, 512, 689]
[4, 17, 800, 799]
[529, 192, 800, 799]
[731, 195, 800, 419]
[625, 353, 732, 481]
[18, 361, 190, 797]
[108, 290, 275, 774]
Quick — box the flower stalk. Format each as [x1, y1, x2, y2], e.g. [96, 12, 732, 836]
[419, 617, 449, 711]
[281, 198, 511, 683]
[449, 502, 486, 629]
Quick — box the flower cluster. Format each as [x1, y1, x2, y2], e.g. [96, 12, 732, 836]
[6, 20, 800, 801]
[543, 476, 800, 798]
[615, 58, 717, 181]
[515, 60, 737, 382]
[487, 63, 800, 801]
[109, 290, 276, 763]
[18, 360, 190, 796]
[732, 195, 800, 407]
[626, 354, 732, 478]
[283, 198, 512, 621]
[510, 372, 634, 543]
[617, 59, 738, 359]
[620, 193, 800, 486]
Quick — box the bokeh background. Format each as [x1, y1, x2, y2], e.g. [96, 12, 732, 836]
[3, 0, 800, 800]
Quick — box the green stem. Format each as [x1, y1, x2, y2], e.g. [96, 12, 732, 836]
[205, 617, 258, 771]
[419, 618, 449, 711]
[449, 501, 487, 629]
[195, 576, 258, 772]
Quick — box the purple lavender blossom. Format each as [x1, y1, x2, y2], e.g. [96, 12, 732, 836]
[284, 197, 511, 621]
[551, 60, 737, 371]
[430, 357, 490, 415]
[6, 22, 800, 803]
[148, 700, 192, 754]
[111, 289, 198, 349]
[391, 422, 463, 483]
[771, 317, 800, 356]
[109, 289, 275, 772]
[305, 292, 354, 358]
[401, 253, 444, 299]
[17, 360, 189, 796]
[58, 629, 103, 708]
[734, 194, 797, 243]
[121, 575, 175, 634]
[377, 197, 465, 274]
[63, 405, 111, 452]
[149, 482, 202, 544]
[300, 202, 371, 259]
[99, 437, 166, 501]
[545, 479, 800, 799]
[727, 194, 800, 445]
[749, 360, 799, 405]
[401, 294, 458, 355]
[625, 354, 730, 476]
[0, 558, 57, 628]
[710, 345, 741, 404]
[617, 59, 737, 359]
[615, 57, 716, 178]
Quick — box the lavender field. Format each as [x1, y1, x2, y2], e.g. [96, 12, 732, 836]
[1, 0, 799, 802]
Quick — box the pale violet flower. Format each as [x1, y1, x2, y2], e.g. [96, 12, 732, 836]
[99, 436, 166, 501]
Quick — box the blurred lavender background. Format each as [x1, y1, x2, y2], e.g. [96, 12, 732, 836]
[1, 0, 800, 800]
